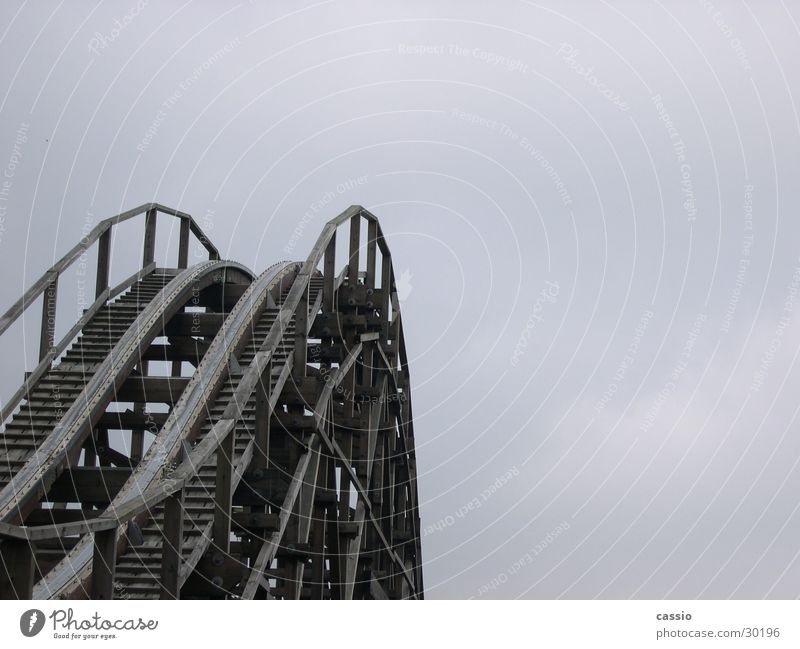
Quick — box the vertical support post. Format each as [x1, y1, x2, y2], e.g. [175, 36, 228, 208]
[91, 529, 117, 599]
[323, 232, 336, 313]
[142, 207, 157, 267]
[293, 283, 308, 378]
[0, 539, 35, 599]
[253, 359, 272, 473]
[95, 227, 111, 298]
[380, 254, 391, 338]
[213, 429, 235, 553]
[39, 274, 58, 362]
[177, 217, 190, 269]
[366, 220, 377, 289]
[348, 214, 360, 285]
[160, 488, 184, 599]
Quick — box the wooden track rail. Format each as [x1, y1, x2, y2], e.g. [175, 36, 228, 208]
[0, 204, 423, 600]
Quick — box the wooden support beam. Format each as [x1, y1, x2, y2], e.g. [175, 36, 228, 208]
[293, 284, 308, 377]
[348, 214, 360, 285]
[252, 359, 272, 473]
[160, 489, 184, 599]
[163, 312, 226, 337]
[178, 217, 190, 269]
[91, 528, 117, 599]
[0, 538, 35, 598]
[95, 227, 111, 298]
[142, 208, 157, 266]
[323, 232, 336, 312]
[45, 467, 132, 503]
[113, 376, 190, 403]
[39, 273, 58, 362]
[366, 220, 377, 289]
[212, 428, 235, 553]
[98, 409, 168, 431]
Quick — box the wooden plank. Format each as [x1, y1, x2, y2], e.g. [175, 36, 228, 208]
[45, 466, 131, 503]
[252, 359, 272, 473]
[293, 284, 308, 377]
[39, 274, 58, 362]
[95, 228, 111, 298]
[366, 219, 377, 289]
[0, 539, 35, 598]
[160, 489, 184, 599]
[113, 376, 190, 403]
[348, 213, 361, 285]
[177, 217, 190, 268]
[323, 231, 336, 312]
[142, 208, 157, 266]
[212, 428, 235, 552]
[90, 528, 117, 599]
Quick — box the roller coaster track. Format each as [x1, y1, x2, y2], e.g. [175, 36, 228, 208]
[0, 204, 422, 600]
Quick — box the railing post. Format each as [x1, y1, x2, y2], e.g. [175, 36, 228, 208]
[348, 214, 360, 285]
[0, 539, 35, 598]
[39, 273, 58, 362]
[381, 253, 391, 338]
[253, 359, 272, 473]
[91, 528, 117, 599]
[95, 227, 111, 298]
[293, 283, 308, 378]
[366, 220, 377, 290]
[160, 488, 184, 599]
[213, 428, 235, 553]
[142, 208, 157, 267]
[323, 232, 336, 312]
[178, 217, 190, 269]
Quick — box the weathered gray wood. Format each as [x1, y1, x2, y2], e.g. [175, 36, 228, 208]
[142, 208, 157, 266]
[348, 213, 361, 285]
[90, 528, 117, 599]
[39, 274, 58, 362]
[0, 538, 35, 598]
[366, 219, 377, 289]
[160, 489, 184, 599]
[323, 231, 336, 312]
[252, 359, 272, 473]
[178, 217, 190, 268]
[212, 428, 235, 552]
[95, 228, 111, 298]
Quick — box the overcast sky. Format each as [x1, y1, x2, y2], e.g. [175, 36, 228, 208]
[2, 0, 800, 599]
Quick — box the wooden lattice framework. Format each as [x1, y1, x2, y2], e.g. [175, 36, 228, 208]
[0, 204, 422, 600]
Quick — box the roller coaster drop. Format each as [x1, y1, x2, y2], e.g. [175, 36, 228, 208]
[0, 204, 422, 600]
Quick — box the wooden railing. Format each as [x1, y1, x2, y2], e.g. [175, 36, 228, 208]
[0, 203, 218, 424]
[0, 205, 419, 600]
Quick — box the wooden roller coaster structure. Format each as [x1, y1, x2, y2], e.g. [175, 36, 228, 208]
[0, 204, 423, 600]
